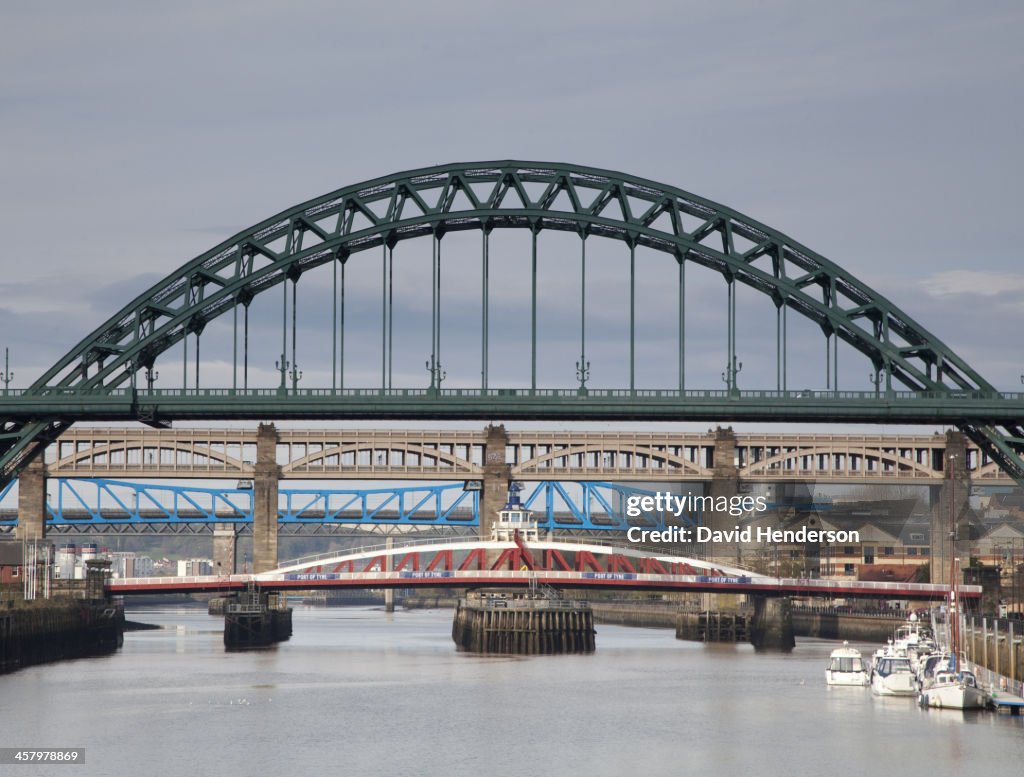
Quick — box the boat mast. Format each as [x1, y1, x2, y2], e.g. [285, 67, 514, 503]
[948, 453, 959, 671]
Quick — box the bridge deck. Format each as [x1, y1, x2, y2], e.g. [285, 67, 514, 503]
[107, 569, 980, 601]
[107, 539, 980, 601]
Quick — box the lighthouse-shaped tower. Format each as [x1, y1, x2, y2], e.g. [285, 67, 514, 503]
[491, 481, 540, 542]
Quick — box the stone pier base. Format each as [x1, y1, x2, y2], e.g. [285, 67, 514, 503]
[749, 596, 795, 651]
[224, 589, 292, 649]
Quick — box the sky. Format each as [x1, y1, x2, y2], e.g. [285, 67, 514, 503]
[1, 0, 1023, 405]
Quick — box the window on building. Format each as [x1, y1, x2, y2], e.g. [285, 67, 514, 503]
[907, 548, 918, 556]
[843, 546, 854, 555]
[883, 546, 895, 556]
[844, 563, 855, 576]
[920, 548, 929, 556]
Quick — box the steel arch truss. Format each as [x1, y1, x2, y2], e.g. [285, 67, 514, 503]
[3, 161, 1022, 484]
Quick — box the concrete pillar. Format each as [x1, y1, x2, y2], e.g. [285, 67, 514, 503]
[16, 457, 47, 542]
[384, 536, 395, 613]
[705, 427, 739, 563]
[932, 430, 970, 586]
[749, 595, 795, 651]
[480, 424, 511, 542]
[252, 423, 280, 573]
[213, 524, 238, 575]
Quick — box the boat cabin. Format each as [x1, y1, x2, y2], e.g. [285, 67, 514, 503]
[874, 656, 913, 677]
[491, 481, 540, 542]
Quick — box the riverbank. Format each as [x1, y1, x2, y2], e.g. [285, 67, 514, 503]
[0, 598, 124, 673]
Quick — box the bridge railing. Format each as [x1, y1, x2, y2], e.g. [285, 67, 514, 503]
[6, 386, 1024, 401]
[108, 569, 982, 599]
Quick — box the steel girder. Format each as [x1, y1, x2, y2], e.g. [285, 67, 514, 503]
[2, 161, 1022, 485]
[0, 478, 672, 531]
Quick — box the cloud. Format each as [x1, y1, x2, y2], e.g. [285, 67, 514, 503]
[923, 270, 1024, 299]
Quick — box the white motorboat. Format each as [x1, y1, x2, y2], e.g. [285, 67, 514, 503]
[871, 654, 917, 696]
[826, 642, 869, 686]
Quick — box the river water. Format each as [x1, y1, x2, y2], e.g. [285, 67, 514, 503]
[1, 605, 1022, 776]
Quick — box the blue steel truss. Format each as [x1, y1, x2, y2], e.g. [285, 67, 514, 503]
[0, 479, 690, 531]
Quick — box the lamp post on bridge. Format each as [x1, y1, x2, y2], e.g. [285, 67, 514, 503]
[576, 356, 590, 394]
[1, 347, 12, 394]
[721, 356, 742, 397]
[869, 370, 882, 397]
[275, 356, 302, 394]
[425, 358, 446, 392]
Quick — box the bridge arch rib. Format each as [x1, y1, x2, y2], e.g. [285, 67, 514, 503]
[3, 161, 1023, 485]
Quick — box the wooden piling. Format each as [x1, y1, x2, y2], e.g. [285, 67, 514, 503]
[452, 592, 595, 654]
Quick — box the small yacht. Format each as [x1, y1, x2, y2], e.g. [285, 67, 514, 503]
[826, 642, 869, 686]
[871, 654, 917, 696]
[918, 656, 989, 710]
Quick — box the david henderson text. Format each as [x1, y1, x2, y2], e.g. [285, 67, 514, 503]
[627, 526, 860, 543]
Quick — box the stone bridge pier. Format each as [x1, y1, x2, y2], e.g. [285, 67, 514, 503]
[705, 426, 739, 564]
[252, 423, 280, 574]
[16, 456, 47, 543]
[749, 596, 795, 651]
[479, 424, 511, 542]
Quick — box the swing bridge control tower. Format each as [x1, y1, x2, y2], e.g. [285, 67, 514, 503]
[491, 481, 540, 543]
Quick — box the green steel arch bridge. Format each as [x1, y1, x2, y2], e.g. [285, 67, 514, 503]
[2, 161, 1023, 488]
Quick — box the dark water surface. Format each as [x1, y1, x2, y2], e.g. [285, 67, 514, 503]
[1, 605, 1021, 776]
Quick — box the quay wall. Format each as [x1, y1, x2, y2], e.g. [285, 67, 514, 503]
[0, 600, 124, 673]
[791, 610, 904, 642]
[590, 602, 678, 629]
[963, 616, 1024, 685]
[587, 602, 902, 643]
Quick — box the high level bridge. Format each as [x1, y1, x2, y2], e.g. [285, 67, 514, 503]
[40, 425, 1013, 483]
[2, 161, 1022, 585]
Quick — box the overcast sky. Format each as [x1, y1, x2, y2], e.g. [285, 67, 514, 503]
[2, 0, 1022, 402]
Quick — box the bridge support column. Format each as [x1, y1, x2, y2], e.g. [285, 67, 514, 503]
[16, 457, 47, 543]
[705, 427, 739, 563]
[749, 596, 795, 651]
[252, 423, 280, 574]
[931, 430, 970, 587]
[480, 424, 511, 542]
[384, 536, 395, 613]
[213, 524, 238, 575]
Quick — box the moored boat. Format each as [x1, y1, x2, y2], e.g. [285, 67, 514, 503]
[918, 661, 989, 710]
[871, 654, 917, 696]
[916, 466, 990, 711]
[826, 642, 869, 686]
